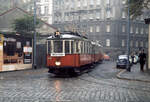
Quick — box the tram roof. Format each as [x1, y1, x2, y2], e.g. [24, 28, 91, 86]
[47, 31, 88, 40]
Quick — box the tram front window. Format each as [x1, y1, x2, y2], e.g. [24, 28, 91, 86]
[54, 41, 63, 53]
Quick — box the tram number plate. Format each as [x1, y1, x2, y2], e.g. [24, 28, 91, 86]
[51, 53, 65, 56]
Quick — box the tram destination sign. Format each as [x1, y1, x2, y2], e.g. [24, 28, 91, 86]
[51, 53, 65, 57]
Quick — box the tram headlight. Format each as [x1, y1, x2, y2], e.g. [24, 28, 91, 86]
[55, 61, 61, 66]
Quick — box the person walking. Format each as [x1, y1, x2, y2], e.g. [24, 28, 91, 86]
[131, 52, 135, 64]
[138, 49, 146, 71]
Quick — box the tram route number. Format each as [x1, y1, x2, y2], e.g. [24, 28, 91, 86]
[51, 53, 65, 57]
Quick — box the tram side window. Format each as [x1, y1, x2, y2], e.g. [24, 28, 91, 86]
[54, 41, 62, 53]
[86, 42, 88, 54]
[84, 42, 86, 54]
[80, 42, 83, 54]
[65, 41, 69, 54]
[71, 41, 74, 54]
[81, 42, 84, 54]
[76, 42, 79, 53]
[48, 41, 51, 53]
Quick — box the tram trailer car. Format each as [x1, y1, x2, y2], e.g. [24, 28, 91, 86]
[46, 31, 104, 74]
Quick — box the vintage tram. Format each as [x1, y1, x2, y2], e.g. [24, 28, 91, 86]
[46, 31, 104, 74]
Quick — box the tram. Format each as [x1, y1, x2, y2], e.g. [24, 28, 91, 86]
[46, 31, 104, 74]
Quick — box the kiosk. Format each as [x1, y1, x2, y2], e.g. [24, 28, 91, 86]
[0, 34, 33, 72]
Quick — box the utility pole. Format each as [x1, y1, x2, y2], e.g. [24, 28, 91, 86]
[33, 0, 37, 69]
[126, 0, 131, 72]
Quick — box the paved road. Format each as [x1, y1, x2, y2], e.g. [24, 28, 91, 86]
[0, 61, 150, 102]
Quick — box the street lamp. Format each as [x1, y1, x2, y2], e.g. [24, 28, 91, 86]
[33, 0, 37, 69]
[126, 0, 131, 71]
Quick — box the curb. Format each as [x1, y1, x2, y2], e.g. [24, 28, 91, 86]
[116, 69, 150, 83]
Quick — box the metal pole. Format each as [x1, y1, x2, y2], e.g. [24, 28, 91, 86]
[33, 0, 37, 69]
[126, 0, 131, 71]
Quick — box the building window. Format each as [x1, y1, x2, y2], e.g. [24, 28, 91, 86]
[89, 13, 93, 19]
[90, 0, 94, 6]
[82, 15, 86, 20]
[122, 24, 126, 32]
[122, 0, 126, 4]
[140, 41, 143, 47]
[106, 0, 110, 5]
[106, 39, 110, 47]
[90, 26, 93, 32]
[146, 28, 148, 34]
[140, 15, 144, 21]
[136, 27, 139, 34]
[77, 0, 81, 8]
[16, 42, 21, 49]
[130, 25, 133, 33]
[135, 41, 138, 48]
[130, 41, 133, 47]
[96, 26, 100, 32]
[44, 6, 49, 15]
[106, 24, 110, 32]
[41, 6, 44, 14]
[122, 11, 126, 18]
[97, 0, 101, 5]
[106, 10, 111, 18]
[121, 40, 125, 47]
[83, 0, 87, 7]
[141, 28, 144, 34]
[96, 12, 100, 19]
[26, 41, 30, 46]
[146, 42, 148, 48]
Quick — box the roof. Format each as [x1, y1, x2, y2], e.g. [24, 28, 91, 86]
[47, 31, 88, 40]
[0, 7, 57, 33]
[145, 18, 150, 24]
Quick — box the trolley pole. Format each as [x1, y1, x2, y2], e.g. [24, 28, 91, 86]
[126, 0, 131, 72]
[33, 0, 37, 69]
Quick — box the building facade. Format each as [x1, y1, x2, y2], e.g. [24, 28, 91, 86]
[52, 0, 148, 59]
[36, 0, 53, 24]
[14, 0, 53, 24]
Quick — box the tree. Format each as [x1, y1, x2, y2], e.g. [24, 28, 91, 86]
[128, 0, 150, 18]
[13, 16, 40, 34]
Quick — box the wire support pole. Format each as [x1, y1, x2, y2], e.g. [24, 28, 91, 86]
[126, 0, 131, 72]
[33, 0, 37, 69]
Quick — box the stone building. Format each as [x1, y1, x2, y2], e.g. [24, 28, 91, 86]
[145, 18, 150, 69]
[9, 0, 53, 24]
[52, 0, 148, 59]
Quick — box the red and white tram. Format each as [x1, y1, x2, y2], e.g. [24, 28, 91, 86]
[46, 31, 104, 74]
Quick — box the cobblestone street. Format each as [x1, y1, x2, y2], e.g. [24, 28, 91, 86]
[0, 61, 150, 102]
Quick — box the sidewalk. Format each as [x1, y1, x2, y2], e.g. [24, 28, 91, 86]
[117, 63, 150, 82]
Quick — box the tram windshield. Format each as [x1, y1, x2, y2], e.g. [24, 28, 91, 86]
[54, 40, 63, 53]
[48, 40, 80, 54]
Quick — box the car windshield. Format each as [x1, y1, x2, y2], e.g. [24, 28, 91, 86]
[118, 55, 128, 59]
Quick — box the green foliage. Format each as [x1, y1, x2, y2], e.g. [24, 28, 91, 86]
[127, 0, 150, 18]
[13, 15, 40, 34]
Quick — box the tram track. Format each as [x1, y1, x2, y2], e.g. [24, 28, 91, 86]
[75, 68, 150, 93]
[1, 66, 150, 93]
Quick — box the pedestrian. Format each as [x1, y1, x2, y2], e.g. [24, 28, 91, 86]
[138, 49, 146, 71]
[131, 52, 134, 64]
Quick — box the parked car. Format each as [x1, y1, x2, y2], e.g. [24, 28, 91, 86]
[116, 55, 132, 69]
